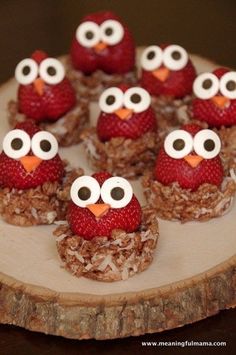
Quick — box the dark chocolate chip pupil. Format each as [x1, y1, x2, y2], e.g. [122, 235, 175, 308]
[105, 27, 113, 36]
[202, 79, 212, 89]
[226, 80, 236, 91]
[85, 31, 94, 40]
[173, 139, 185, 151]
[40, 140, 51, 152]
[22, 66, 30, 75]
[147, 51, 155, 60]
[172, 51, 181, 60]
[78, 186, 91, 201]
[11, 138, 23, 150]
[47, 66, 56, 76]
[204, 139, 215, 151]
[131, 93, 141, 103]
[106, 95, 115, 105]
[111, 187, 125, 201]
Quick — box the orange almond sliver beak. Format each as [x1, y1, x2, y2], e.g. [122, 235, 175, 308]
[87, 203, 110, 218]
[94, 41, 107, 53]
[211, 95, 230, 109]
[152, 67, 170, 82]
[20, 156, 42, 173]
[115, 108, 133, 120]
[184, 155, 203, 168]
[33, 78, 45, 96]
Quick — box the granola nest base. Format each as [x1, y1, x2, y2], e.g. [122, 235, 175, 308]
[63, 55, 137, 101]
[7, 99, 89, 147]
[0, 165, 83, 226]
[54, 207, 159, 282]
[152, 95, 193, 133]
[142, 172, 236, 222]
[215, 126, 236, 173]
[81, 128, 160, 179]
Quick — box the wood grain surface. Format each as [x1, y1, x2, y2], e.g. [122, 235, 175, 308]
[0, 54, 235, 340]
[0, 1, 235, 351]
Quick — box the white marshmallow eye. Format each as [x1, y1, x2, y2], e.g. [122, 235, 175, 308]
[220, 72, 236, 99]
[141, 45, 163, 71]
[31, 131, 58, 160]
[100, 20, 124, 45]
[39, 58, 65, 85]
[101, 177, 133, 209]
[15, 58, 38, 85]
[124, 87, 151, 113]
[70, 176, 101, 208]
[99, 87, 123, 113]
[163, 45, 188, 71]
[76, 21, 100, 48]
[193, 73, 219, 99]
[194, 129, 221, 159]
[2, 129, 31, 159]
[164, 130, 193, 159]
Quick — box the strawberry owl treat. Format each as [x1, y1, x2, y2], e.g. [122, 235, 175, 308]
[191, 68, 236, 127]
[140, 44, 196, 125]
[190, 68, 236, 171]
[54, 172, 159, 281]
[0, 121, 83, 226]
[8, 50, 89, 146]
[143, 124, 236, 222]
[66, 11, 136, 100]
[82, 85, 159, 178]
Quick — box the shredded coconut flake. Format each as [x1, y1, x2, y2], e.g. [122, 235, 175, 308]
[74, 252, 85, 263]
[54, 220, 68, 226]
[49, 118, 67, 135]
[56, 234, 67, 242]
[85, 263, 93, 271]
[121, 267, 129, 280]
[97, 255, 113, 271]
[86, 140, 100, 159]
[230, 168, 236, 182]
[31, 207, 38, 220]
[108, 260, 119, 273]
[46, 211, 57, 224]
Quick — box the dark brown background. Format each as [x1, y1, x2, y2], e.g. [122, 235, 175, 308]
[1, 0, 236, 83]
[0, 0, 235, 353]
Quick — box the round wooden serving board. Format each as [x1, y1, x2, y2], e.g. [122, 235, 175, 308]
[0, 53, 235, 340]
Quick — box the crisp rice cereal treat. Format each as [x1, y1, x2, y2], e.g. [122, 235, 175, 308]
[140, 44, 196, 125]
[0, 121, 83, 226]
[143, 123, 236, 222]
[187, 67, 236, 172]
[54, 172, 159, 281]
[7, 50, 89, 147]
[82, 85, 160, 178]
[68, 10, 137, 100]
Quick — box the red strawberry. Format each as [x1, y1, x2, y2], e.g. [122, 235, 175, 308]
[141, 44, 196, 98]
[18, 79, 76, 121]
[70, 11, 135, 74]
[191, 67, 236, 127]
[92, 171, 113, 185]
[154, 124, 223, 191]
[97, 84, 157, 141]
[0, 121, 64, 190]
[97, 107, 157, 141]
[67, 172, 142, 239]
[16, 119, 40, 136]
[17, 50, 76, 122]
[31, 50, 48, 63]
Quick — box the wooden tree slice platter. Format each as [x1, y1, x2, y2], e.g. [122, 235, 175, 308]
[0, 53, 235, 340]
